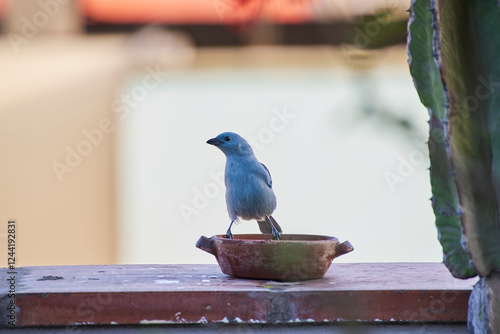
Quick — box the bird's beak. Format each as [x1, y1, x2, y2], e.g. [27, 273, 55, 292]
[206, 138, 221, 146]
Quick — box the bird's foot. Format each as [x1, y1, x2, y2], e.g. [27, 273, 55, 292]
[226, 220, 235, 239]
[271, 228, 281, 241]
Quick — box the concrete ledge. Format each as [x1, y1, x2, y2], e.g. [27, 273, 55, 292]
[0, 263, 476, 328]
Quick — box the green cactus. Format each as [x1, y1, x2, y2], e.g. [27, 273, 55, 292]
[407, 0, 500, 331]
[408, 0, 476, 279]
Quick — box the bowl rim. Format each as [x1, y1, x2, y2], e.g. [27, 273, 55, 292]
[212, 233, 340, 243]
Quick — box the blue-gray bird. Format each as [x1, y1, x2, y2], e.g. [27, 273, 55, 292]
[207, 132, 282, 240]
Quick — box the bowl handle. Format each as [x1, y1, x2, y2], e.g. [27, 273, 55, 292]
[196, 236, 217, 256]
[335, 240, 354, 257]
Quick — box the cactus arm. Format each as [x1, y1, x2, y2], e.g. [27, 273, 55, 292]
[434, 0, 500, 277]
[407, 0, 476, 278]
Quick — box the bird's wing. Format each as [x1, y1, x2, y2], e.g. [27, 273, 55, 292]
[260, 163, 273, 188]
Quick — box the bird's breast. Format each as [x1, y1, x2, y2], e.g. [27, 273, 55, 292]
[224, 168, 276, 219]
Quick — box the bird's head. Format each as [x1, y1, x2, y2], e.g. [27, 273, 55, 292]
[207, 132, 254, 156]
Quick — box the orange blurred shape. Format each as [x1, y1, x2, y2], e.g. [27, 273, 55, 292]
[80, 0, 313, 24]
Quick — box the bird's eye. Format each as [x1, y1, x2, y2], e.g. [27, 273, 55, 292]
[224, 136, 231, 142]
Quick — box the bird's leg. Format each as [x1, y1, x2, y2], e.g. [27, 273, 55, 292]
[269, 218, 281, 240]
[226, 220, 235, 239]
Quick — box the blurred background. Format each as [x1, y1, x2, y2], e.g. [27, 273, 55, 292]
[0, 0, 442, 266]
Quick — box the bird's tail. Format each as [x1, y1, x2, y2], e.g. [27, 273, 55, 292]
[257, 216, 282, 234]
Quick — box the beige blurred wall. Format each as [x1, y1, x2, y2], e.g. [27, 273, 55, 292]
[0, 30, 130, 265]
[0, 0, 197, 266]
[0, 0, 194, 266]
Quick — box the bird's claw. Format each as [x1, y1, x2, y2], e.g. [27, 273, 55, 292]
[226, 220, 235, 239]
[272, 229, 281, 240]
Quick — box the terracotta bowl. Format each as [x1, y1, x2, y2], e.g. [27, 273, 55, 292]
[196, 234, 353, 281]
